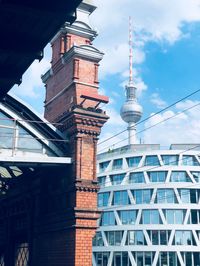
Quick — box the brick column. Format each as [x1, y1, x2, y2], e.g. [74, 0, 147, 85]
[57, 107, 108, 266]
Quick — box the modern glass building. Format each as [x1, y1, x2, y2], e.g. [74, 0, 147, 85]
[92, 144, 200, 266]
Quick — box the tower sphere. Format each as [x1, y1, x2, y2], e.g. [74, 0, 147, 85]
[120, 85, 143, 124]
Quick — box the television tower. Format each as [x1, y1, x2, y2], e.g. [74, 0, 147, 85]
[120, 17, 143, 145]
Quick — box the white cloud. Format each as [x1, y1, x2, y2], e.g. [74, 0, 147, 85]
[143, 100, 200, 145]
[150, 93, 167, 109]
[11, 57, 50, 98]
[120, 68, 147, 96]
[91, 0, 200, 80]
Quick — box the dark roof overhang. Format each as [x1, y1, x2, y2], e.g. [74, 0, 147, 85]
[0, 0, 82, 99]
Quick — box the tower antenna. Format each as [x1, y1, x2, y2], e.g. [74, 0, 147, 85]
[129, 16, 133, 85]
[120, 17, 143, 145]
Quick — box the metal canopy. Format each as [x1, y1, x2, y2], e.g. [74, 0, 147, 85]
[0, 0, 82, 98]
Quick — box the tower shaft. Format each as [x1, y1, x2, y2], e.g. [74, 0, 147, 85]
[120, 17, 143, 145]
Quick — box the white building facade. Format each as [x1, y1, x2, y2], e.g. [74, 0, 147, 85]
[93, 144, 200, 266]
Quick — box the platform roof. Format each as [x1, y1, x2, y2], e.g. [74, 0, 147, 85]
[0, 0, 82, 98]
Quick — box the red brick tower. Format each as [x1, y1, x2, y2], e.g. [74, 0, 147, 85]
[42, 2, 108, 266]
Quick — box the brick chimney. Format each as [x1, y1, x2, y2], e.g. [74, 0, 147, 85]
[42, 2, 109, 265]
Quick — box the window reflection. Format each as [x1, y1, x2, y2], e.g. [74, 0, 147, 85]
[133, 189, 152, 204]
[129, 172, 145, 183]
[173, 231, 195, 246]
[126, 231, 147, 245]
[126, 156, 142, 167]
[118, 210, 137, 225]
[170, 171, 190, 182]
[182, 155, 199, 166]
[113, 191, 130, 206]
[110, 174, 125, 185]
[106, 231, 123, 246]
[93, 232, 104, 247]
[162, 155, 179, 165]
[112, 159, 123, 170]
[101, 212, 116, 226]
[148, 171, 167, 182]
[141, 210, 161, 224]
[164, 209, 185, 224]
[156, 189, 177, 203]
[99, 161, 110, 173]
[191, 172, 200, 182]
[144, 155, 160, 166]
[98, 192, 110, 207]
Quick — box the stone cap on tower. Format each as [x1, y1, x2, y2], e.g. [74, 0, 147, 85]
[78, 0, 97, 14]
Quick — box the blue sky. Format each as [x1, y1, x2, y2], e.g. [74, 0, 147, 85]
[11, 0, 200, 150]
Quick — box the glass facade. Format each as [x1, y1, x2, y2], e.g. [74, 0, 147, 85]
[113, 191, 130, 206]
[118, 210, 137, 224]
[99, 161, 110, 173]
[0, 110, 58, 156]
[110, 174, 125, 185]
[129, 172, 145, 183]
[94, 150, 200, 266]
[126, 156, 142, 167]
[148, 171, 167, 182]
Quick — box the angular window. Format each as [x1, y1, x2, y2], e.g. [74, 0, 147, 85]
[161, 155, 179, 165]
[94, 252, 110, 266]
[178, 189, 199, 203]
[112, 159, 123, 170]
[144, 155, 160, 166]
[93, 232, 104, 247]
[178, 189, 190, 203]
[148, 171, 167, 182]
[129, 172, 145, 183]
[151, 230, 159, 245]
[110, 174, 125, 185]
[173, 231, 195, 245]
[118, 210, 137, 225]
[191, 172, 200, 182]
[159, 252, 168, 266]
[133, 189, 152, 204]
[156, 189, 177, 203]
[98, 192, 110, 207]
[98, 176, 106, 187]
[112, 252, 131, 266]
[126, 156, 142, 167]
[194, 252, 200, 266]
[132, 252, 155, 266]
[182, 155, 199, 166]
[160, 230, 168, 245]
[106, 231, 123, 246]
[101, 212, 116, 226]
[147, 230, 171, 246]
[170, 171, 190, 182]
[141, 210, 161, 224]
[164, 209, 185, 224]
[126, 231, 147, 245]
[113, 191, 130, 206]
[99, 161, 110, 173]
[189, 210, 200, 224]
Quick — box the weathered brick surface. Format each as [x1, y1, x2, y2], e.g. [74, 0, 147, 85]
[42, 19, 109, 266]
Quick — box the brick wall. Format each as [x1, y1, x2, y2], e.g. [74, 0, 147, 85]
[42, 10, 109, 266]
